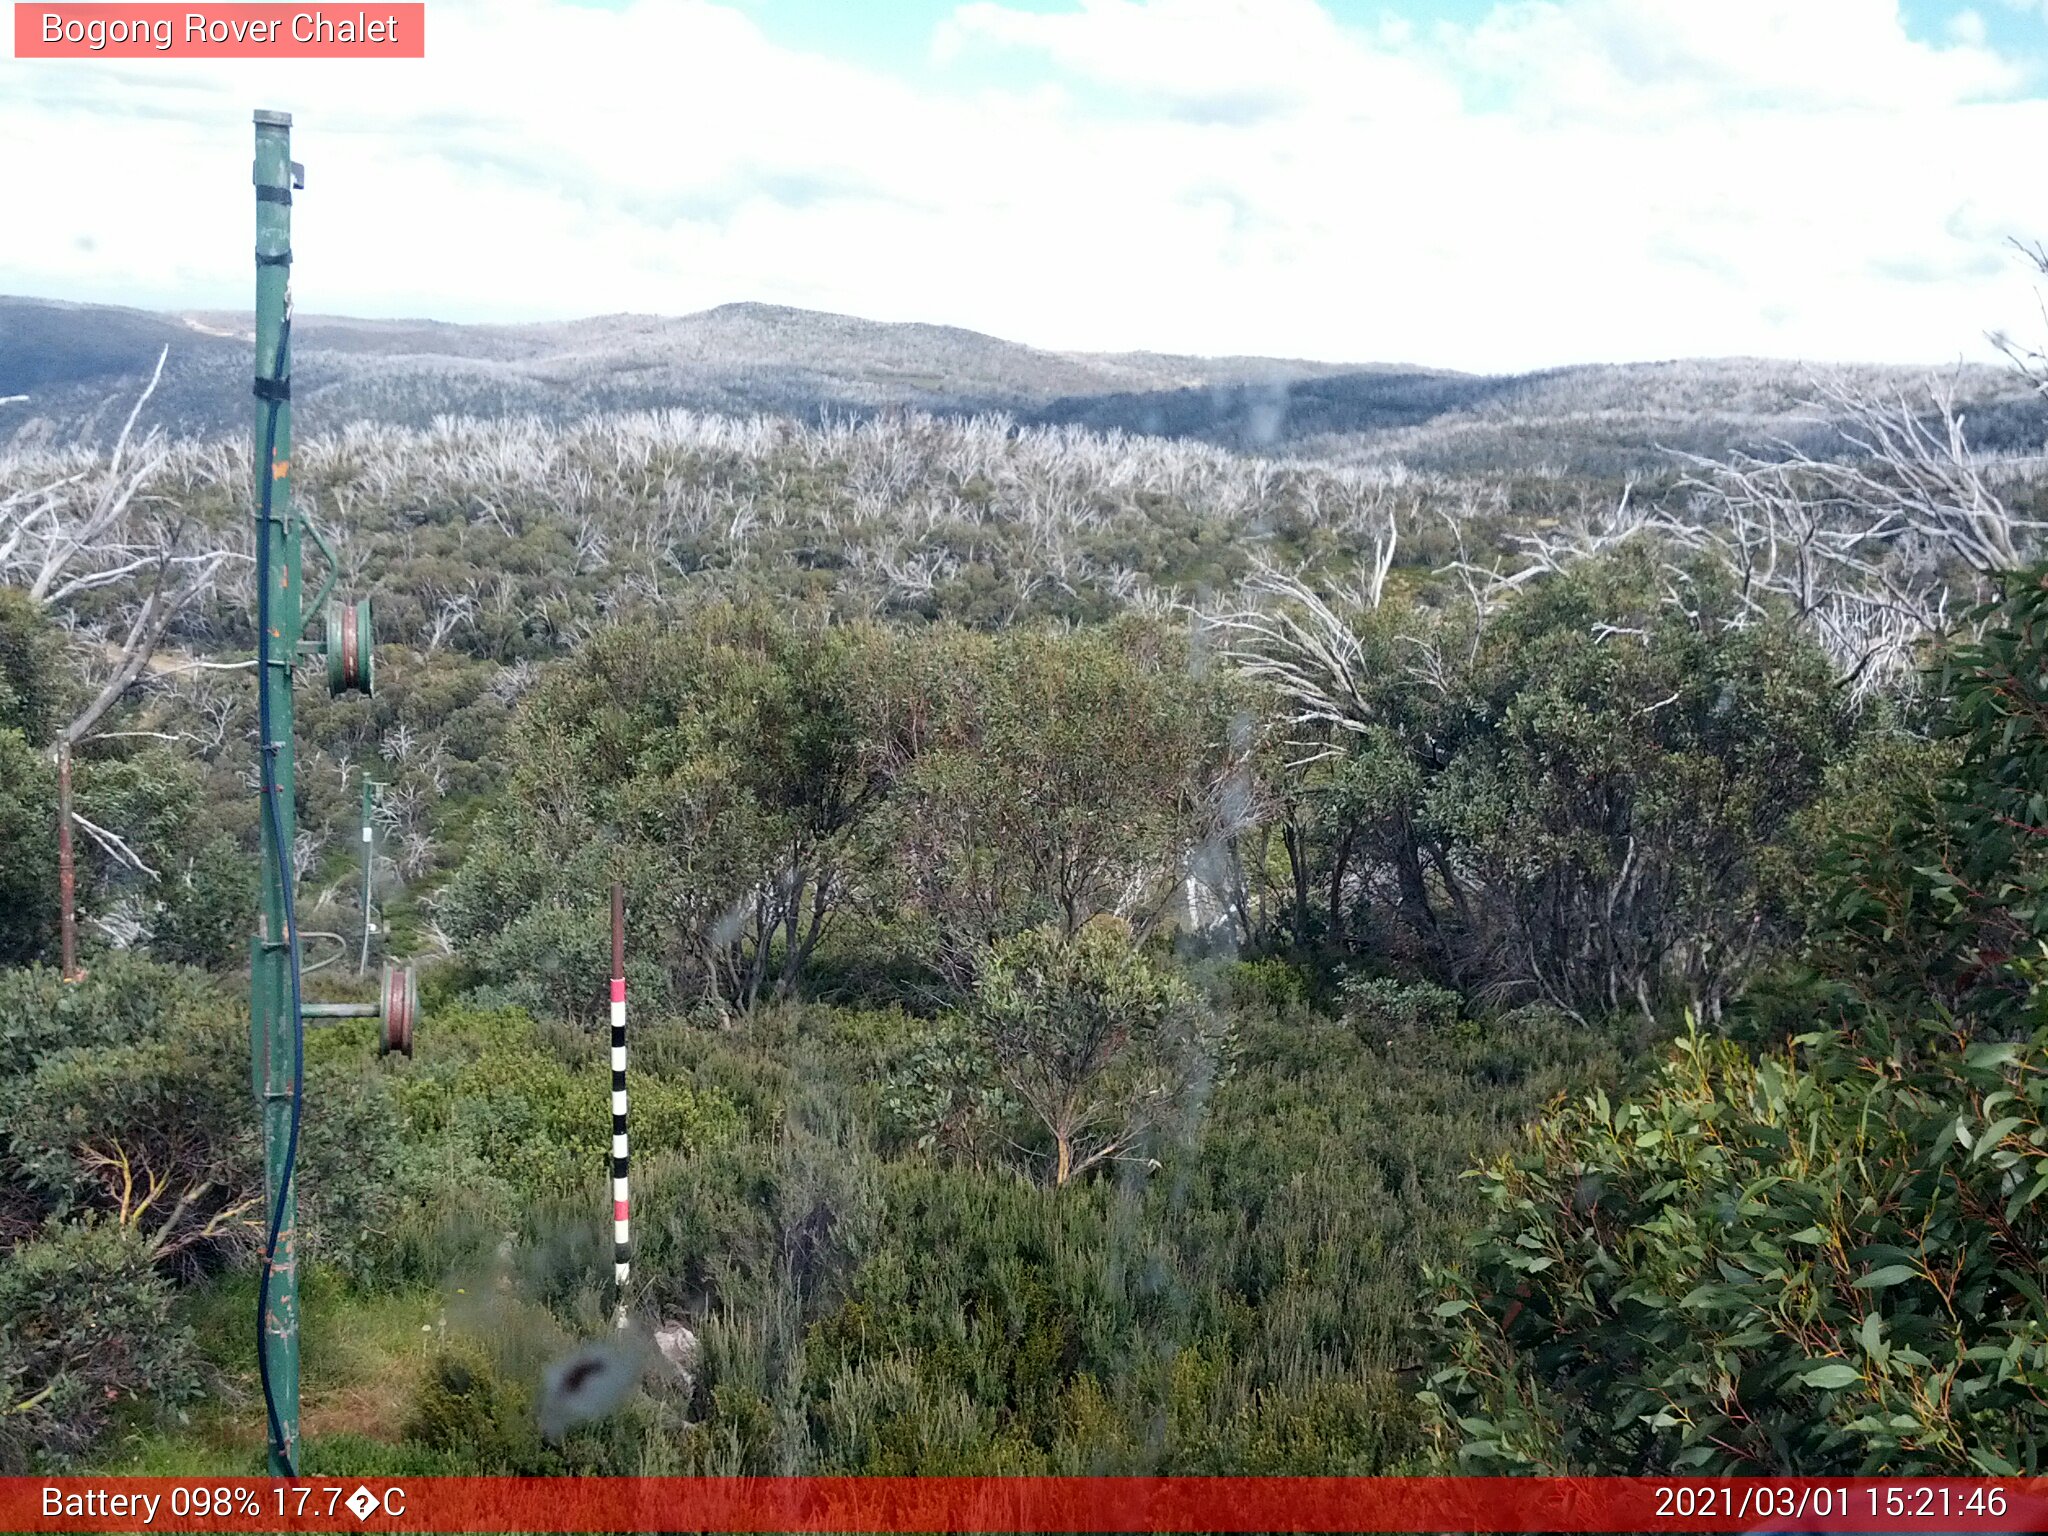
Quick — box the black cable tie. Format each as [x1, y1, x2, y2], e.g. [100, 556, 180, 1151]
[256, 249, 293, 267]
[255, 184, 292, 205]
[253, 376, 292, 402]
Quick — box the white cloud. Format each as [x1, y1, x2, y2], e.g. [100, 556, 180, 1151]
[935, 0, 1461, 124]
[1446, 0, 2023, 119]
[0, 0, 2042, 372]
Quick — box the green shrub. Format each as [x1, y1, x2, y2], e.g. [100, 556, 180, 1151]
[393, 1007, 741, 1202]
[0, 1219, 202, 1472]
[0, 588, 65, 747]
[294, 1049, 419, 1284]
[1242, 547, 1848, 1016]
[1422, 1017, 2048, 1474]
[0, 955, 223, 1076]
[1423, 567, 2048, 1477]
[0, 730, 55, 966]
[1202, 1375, 1423, 1475]
[442, 604, 913, 1018]
[1217, 956, 1311, 1013]
[877, 1018, 1009, 1159]
[148, 834, 256, 971]
[0, 983, 255, 1239]
[1814, 569, 2048, 1036]
[1339, 974, 1460, 1039]
[403, 1343, 541, 1470]
[964, 921, 1218, 1187]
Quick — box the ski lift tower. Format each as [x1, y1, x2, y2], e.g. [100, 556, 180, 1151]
[247, 108, 410, 1477]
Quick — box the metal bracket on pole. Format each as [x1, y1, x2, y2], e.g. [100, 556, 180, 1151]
[301, 516, 341, 625]
[302, 965, 417, 1057]
[298, 517, 374, 695]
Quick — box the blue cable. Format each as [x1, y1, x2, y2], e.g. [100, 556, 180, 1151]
[253, 313, 303, 1478]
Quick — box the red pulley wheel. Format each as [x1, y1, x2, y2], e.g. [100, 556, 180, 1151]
[379, 964, 415, 1057]
[340, 603, 358, 687]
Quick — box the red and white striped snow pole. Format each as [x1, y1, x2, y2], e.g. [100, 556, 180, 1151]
[609, 881, 630, 1329]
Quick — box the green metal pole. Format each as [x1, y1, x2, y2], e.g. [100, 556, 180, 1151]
[250, 106, 301, 1478]
[358, 777, 375, 976]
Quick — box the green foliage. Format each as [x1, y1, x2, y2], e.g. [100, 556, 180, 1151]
[669, 990, 1619, 1476]
[398, 1318, 671, 1476]
[392, 1006, 742, 1204]
[0, 730, 57, 965]
[741, 1154, 1430, 1475]
[0, 955, 224, 1069]
[1340, 974, 1460, 1039]
[402, 1343, 545, 1470]
[444, 895, 613, 1026]
[1818, 569, 2048, 1035]
[0, 587, 65, 747]
[0, 599, 64, 965]
[2, 924, 1628, 1476]
[147, 834, 255, 970]
[290, 1041, 427, 1285]
[623, 1055, 877, 1326]
[966, 921, 1216, 1186]
[1250, 548, 1849, 1019]
[446, 606, 1238, 1016]
[1216, 955, 1313, 1013]
[0, 961, 252, 1246]
[1422, 1018, 2048, 1474]
[17, 406, 2031, 1482]
[885, 621, 1239, 975]
[1442, 553, 1846, 1015]
[442, 604, 908, 1017]
[1424, 567, 2048, 1476]
[72, 748, 249, 968]
[0, 1219, 202, 1472]
[878, 1019, 1008, 1160]
[0, 959, 432, 1280]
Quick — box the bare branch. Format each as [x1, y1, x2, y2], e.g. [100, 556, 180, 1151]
[70, 811, 160, 880]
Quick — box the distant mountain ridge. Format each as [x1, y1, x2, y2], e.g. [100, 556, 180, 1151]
[2, 294, 2036, 475]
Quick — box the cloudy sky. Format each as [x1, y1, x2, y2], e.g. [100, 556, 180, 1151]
[3, 0, 2045, 371]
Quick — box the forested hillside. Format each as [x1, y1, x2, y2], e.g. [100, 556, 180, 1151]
[3, 285, 2048, 1477]
[7, 294, 2036, 475]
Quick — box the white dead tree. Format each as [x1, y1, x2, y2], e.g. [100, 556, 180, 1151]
[1203, 493, 1401, 765]
[1209, 563, 1383, 760]
[1476, 244, 2048, 693]
[1470, 362, 2047, 700]
[422, 587, 477, 653]
[1992, 239, 2048, 403]
[0, 351, 239, 973]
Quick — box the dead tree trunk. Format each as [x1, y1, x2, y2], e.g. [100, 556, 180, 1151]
[3, 350, 234, 970]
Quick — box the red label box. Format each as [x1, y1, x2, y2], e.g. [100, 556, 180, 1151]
[13, 4, 426, 58]
[6, 1477, 2048, 1533]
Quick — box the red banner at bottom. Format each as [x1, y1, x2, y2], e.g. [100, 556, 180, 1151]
[8, 1476, 2047, 1533]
